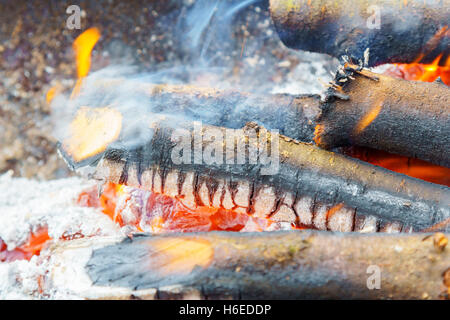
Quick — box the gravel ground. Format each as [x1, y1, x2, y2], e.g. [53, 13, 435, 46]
[0, 0, 336, 179]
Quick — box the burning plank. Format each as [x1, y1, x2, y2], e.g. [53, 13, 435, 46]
[59, 118, 450, 232]
[269, 0, 449, 67]
[44, 231, 450, 299]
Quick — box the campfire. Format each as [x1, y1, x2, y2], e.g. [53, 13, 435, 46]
[0, 0, 448, 300]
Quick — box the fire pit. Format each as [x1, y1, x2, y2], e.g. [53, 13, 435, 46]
[0, 0, 448, 301]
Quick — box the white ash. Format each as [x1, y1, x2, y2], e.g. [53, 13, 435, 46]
[0, 172, 125, 299]
[0, 171, 121, 250]
[45, 236, 133, 300]
[271, 52, 339, 96]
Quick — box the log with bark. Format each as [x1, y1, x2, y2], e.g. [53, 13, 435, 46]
[269, 0, 450, 66]
[315, 64, 450, 167]
[45, 231, 450, 300]
[59, 121, 450, 232]
[75, 70, 450, 167]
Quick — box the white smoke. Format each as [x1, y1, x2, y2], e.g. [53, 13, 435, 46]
[51, 0, 334, 156]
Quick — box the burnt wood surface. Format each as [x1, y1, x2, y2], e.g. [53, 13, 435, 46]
[81, 231, 450, 300]
[270, 0, 450, 66]
[61, 122, 450, 231]
[74, 82, 322, 143]
[151, 77, 450, 167]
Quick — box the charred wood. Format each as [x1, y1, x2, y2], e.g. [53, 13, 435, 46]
[86, 79, 450, 166]
[60, 122, 450, 231]
[46, 231, 450, 300]
[270, 0, 449, 66]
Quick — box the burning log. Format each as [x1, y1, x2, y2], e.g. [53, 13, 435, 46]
[78, 81, 322, 144]
[46, 231, 450, 299]
[269, 0, 450, 66]
[315, 64, 450, 167]
[83, 75, 450, 167]
[59, 120, 450, 232]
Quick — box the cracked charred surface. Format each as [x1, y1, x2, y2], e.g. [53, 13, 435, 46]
[45, 231, 450, 299]
[61, 122, 450, 231]
[270, 0, 449, 66]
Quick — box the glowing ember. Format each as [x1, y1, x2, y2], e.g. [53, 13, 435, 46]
[62, 106, 122, 162]
[386, 52, 450, 85]
[0, 228, 51, 262]
[78, 182, 284, 233]
[344, 146, 450, 187]
[326, 203, 344, 220]
[422, 217, 450, 233]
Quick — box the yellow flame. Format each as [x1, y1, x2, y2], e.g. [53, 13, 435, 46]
[73, 27, 100, 78]
[46, 86, 58, 103]
[418, 53, 442, 81]
[63, 106, 122, 162]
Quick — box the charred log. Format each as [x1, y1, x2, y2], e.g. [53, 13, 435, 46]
[46, 231, 450, 300]
[59, 122, 450, 231]
[81, 78, 450, 166]
[316, 64, 450, 167]
[78, 82, 322, 144]
[270, 0, 450, 66]
[152, 79, 450, 167]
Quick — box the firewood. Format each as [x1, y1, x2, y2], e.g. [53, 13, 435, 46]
[269, 0, 449, 66]
[45, 231, 450, 300]
[315, 64, 450, 167]
[59, 122, 450, 231]
[88, 82, 322, 144]
[82, 76, 450, 166]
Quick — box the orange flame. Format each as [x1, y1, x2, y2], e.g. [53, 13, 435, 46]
[71, 27, 101, 97]
[388, 55, 449, 85]
[73, 27, 100, 79]
[366, 28, 449, 185]
[46, 86, 57, 104]
[151, 238, 213, 275]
